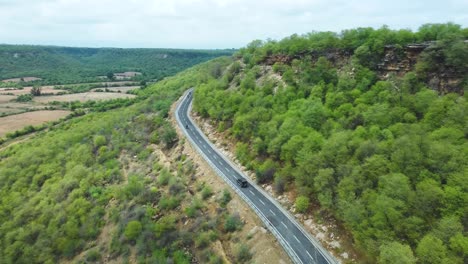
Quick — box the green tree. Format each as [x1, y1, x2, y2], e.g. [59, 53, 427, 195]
[30, 85, 41, 96]
[107, 72, 115, 80]
[416, 234, 448, 264]
[125, 221, 142, 241]
[295, 196, 310, 213]
[379, 242, 416, 264]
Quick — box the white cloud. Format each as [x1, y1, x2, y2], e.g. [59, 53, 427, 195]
[0, 0, 466, 48]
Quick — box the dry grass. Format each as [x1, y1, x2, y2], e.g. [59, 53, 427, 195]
[0, 95, 16, 103]
[0, 110, 71, 137]
[34, 92, 136, 103]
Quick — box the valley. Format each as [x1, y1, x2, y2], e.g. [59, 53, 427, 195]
[0, 23, 466, 264]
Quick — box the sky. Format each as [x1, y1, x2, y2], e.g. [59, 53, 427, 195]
[0, 0, 466, 49]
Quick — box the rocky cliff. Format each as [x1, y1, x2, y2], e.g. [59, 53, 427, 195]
[262, 43, 466, 95]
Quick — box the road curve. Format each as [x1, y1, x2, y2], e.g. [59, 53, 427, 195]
[175, 89, 338, 264]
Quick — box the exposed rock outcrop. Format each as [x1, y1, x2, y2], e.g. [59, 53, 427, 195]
[262, 42, 465, 95]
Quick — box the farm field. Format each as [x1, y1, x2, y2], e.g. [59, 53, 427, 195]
[33, 92, 136, 103]
[0, 86, 67, 95]
[0, 81, 139, 137]
[90, 86, 140, 93]
[0, 110, 70, 137]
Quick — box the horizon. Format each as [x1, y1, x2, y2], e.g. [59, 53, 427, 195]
[0, 23, 465, 50]
[0, 0, 466, 49]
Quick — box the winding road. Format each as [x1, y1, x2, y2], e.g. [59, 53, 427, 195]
[175, 89, 338, 264]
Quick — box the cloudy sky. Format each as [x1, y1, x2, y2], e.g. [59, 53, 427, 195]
[0, 0, 466, 49]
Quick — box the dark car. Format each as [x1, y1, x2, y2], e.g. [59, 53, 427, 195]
[236, 178, 248, 188]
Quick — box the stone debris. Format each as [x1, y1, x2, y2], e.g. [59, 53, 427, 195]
[341, 252, 349, 259]
[330, 240, 341, 249]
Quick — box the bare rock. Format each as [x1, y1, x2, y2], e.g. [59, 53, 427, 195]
[304, 219, 314, 229]
[294, 213, 303, 220]
[316, 232, 325, 241]
[341, 252, 349, 259]
[330, 240, 341, 249]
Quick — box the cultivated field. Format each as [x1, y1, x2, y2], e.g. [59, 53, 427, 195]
[34, 92, 136, 103]
[90, 86, 140, 93]
[0, 95, 16, 103]
[1, 77, 42, 83]
[0, 86, 66, 95]
[0, 81, 138, 137]
[0, 110, 71, 137]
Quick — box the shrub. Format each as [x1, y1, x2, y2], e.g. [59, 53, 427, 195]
[295, 196, 310, 213]
[201, 186, 213, 200]
[235, 244, 252, 263]
[158, 168, 172, 186]
[224, 213, 242, 232]
[219, 189, 232, 207]
[124, 220, 142, 241]
[16, 94, 33, 102]
[85, 249, 102, 262]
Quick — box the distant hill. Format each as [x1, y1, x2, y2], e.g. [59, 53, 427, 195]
[0, 45, 234, 84]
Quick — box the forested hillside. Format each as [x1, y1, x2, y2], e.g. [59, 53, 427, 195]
[0, 57, 263, 263]
[193, 23, 468, 263]
[0, 45, 233, 83]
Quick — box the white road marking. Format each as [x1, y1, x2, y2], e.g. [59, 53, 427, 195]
[281, 222, 288, 229]
[259, 199, 266, 206]
[294, 235, 300, 243]
[269, 209, 276, 216]
[249, 190, 255, 195]
[207, 150, 212, 154]
[224, 166, 229, 171]
[213, 155, 218, 160]
[306, 251, 314, 260]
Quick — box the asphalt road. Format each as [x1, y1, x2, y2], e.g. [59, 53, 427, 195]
[175, 89, 338, 264]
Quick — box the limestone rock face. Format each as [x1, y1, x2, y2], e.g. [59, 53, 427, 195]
[262, 42, 465, 95]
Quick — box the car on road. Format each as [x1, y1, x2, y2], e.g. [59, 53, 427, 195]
[236, 178, 248, 188]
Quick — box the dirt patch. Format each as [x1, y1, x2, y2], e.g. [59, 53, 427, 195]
[0, 110, 71, 137]
[34, 92, 136, 103]
[0, 95, 16, 103]
[170, 98, 292, 264]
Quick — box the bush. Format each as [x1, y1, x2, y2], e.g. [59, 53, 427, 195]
[16, 94, 33, 102]
[159, 196, 181, 210]
[201, 186, 213, 200]
[224, 213, 242, 232]
[85, 249, 102, 262]
[235, 244, 252, 263]
[124, 220, 142, 241]
[158, 168, 172, 186]
[295, 196, 310, 213]
[219, 189, 232, 207]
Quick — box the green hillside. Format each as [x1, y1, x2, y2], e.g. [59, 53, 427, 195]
[0, 57, 256, 263]
[1, 23, 466, 264]
[0, 45, 234, 84]
[193, 23, 468, 263]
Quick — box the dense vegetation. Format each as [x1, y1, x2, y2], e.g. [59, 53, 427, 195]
[0, 57, 254, 263]
[193, 23, 468, 263]
[0, 45, 233, 84]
